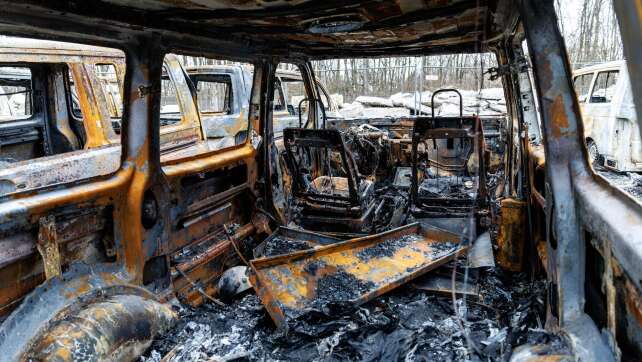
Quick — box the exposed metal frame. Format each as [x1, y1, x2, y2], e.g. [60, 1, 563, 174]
[520, 0, 642, 359]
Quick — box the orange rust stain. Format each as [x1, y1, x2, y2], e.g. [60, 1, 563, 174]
[530, 356, 573, 362]
[53, 348, 72, 361]
[497, 198, 527, 272]
[119, 169, 147, 283]
[62, 275, 91, 299]
[625, 281, 642, 326]
[550, 96, 570, 139]
[70, 63, 113, 148]
[162, 143, 256, 177]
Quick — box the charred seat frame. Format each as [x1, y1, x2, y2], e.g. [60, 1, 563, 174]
[410, 90, 487, 218]
[282, 127, 375, 232]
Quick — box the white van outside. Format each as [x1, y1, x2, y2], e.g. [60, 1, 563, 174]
[573, 60, 640, 172]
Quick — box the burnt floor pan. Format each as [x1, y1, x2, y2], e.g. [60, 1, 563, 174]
[249, 223, 468, 332]
[253, 226, 342, 258]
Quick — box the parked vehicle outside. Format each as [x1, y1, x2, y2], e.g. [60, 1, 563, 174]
[187, 65, 339, 147]
[573, 60, 640, 171]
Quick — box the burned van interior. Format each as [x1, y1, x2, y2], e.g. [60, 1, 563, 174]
[0, 0, 640, 361]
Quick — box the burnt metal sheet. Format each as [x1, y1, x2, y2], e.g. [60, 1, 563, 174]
[0, 263, 174, 361]
[25, 294, 175, 361]
[412, 274, 479, 299]
[468, 231, 494, 268]
[253, 226, 342, 258]
[249, 222, 468, 331]
[0, 1, 513, 59]
[496, 198, 526, 272]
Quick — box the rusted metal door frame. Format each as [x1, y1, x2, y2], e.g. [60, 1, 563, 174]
[0, 35, 162, 282]
[263, 59, 321, 219]
[69, 62, 119, 147]
[520, 0, 642, 359]
[160, 54, 203, 143]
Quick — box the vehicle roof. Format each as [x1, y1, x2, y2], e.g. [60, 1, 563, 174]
[186, 65, 302, 80]
[0, 36, 123, 58]
[0, 1, 517, 59]
[185, 64, 251, 74]
[573, 60, 626, 76]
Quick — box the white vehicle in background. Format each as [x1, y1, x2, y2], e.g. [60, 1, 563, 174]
[573, 60, 641, 172]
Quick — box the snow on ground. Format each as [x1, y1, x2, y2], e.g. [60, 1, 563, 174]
[338, 88, 506, 118]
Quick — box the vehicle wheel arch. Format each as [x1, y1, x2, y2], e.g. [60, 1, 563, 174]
[0, 263, 176, 361]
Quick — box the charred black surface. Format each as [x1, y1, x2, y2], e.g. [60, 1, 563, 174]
[303, 260, 327, 276]
[315, 271, 376, 303]
[418, 176, 478, 199]
[143, 268, 569, 361]
[281, 268, 377, 321]
[356, 234, 421, 262]
[0, 1, 512, 59]
[263, 236, 316, 258]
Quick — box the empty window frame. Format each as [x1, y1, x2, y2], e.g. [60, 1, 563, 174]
[94, 63, 122, 119]
[0, 67, 31, 122]
[590, 70, 619, 104]
[193, 75, 231, 114]
[573, 73, 593, 103]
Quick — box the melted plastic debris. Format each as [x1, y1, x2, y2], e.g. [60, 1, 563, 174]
[142, 269, 570, 361]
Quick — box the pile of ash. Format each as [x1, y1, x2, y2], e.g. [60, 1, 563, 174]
[142, 268, 569, 361]
[263, 236, 315, 257]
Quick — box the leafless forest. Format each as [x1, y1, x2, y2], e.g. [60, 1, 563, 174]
[555, 0, 623, 66]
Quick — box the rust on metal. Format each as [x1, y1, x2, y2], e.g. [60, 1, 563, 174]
[254, 226, 342, 258]
[36, 215, 61, 280]
[172, 221, 256, 306]
[24, 295, 175, 361]
[496, 197, 527, 272]
[249, 223, 467, 331]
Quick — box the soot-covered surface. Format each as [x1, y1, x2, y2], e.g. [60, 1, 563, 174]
[418, 176, 478, 199]
[254, 231, 462, 327]
[142, 268, 569, 361]
[597, 167, 642, 202]
[263, 236, 316, 257]
[355, 234, 423, 262]
[315, 271, 376, 302]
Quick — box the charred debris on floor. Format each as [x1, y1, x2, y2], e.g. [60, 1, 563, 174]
[143, 117, 569, 360]
[144, 269, 568, 361]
